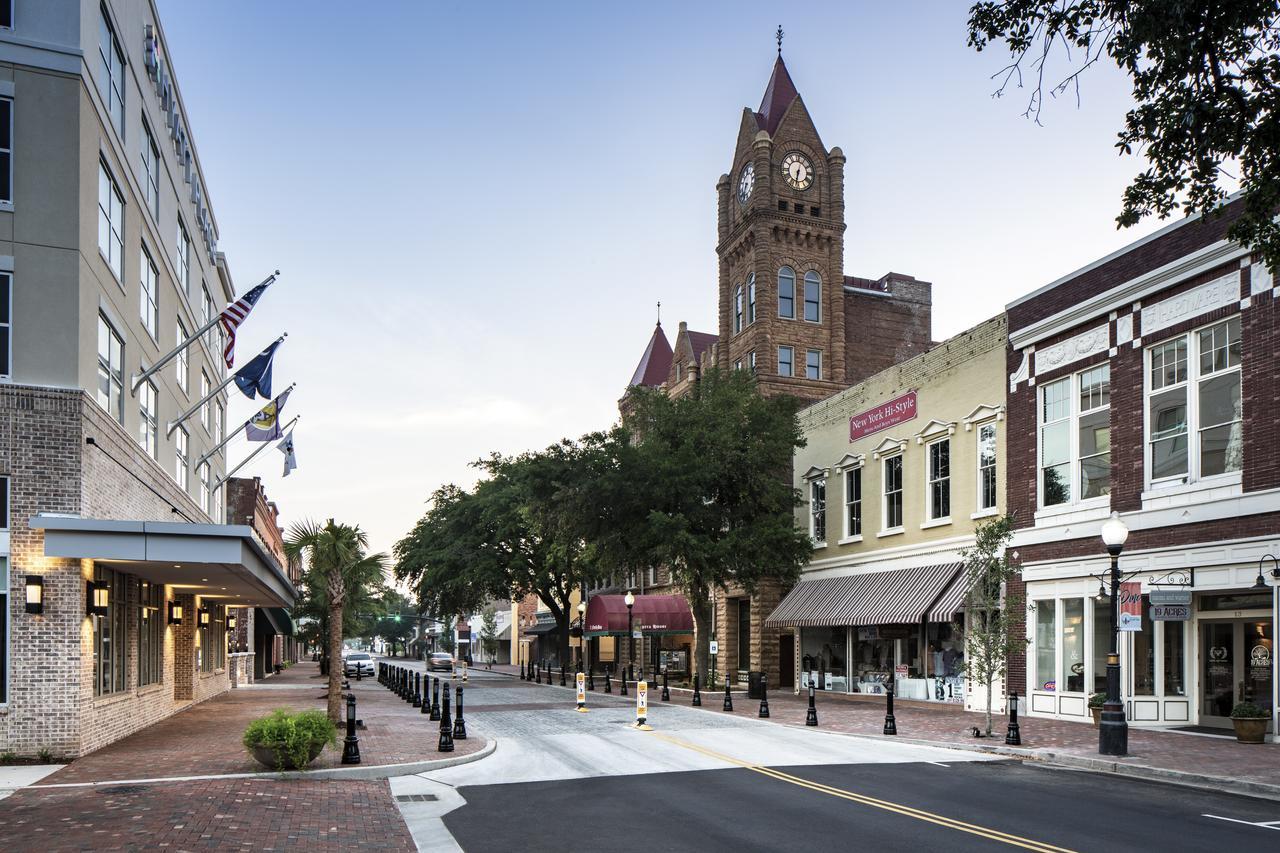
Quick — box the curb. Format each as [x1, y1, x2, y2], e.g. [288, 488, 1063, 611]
[26, 740, 497, 790]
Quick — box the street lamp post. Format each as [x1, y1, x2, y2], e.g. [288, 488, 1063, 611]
[578, 599, 587, 674]
[1251, 554, 1280, 742]
[1099, 511, 1130, 757]
[625, 590, 635, 687]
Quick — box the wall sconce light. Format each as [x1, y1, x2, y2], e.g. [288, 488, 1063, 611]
[25, 576, 44, 614]
[169, 600, 185, 625]
[227, 613, 238, 632]
[198, 607, 211, 627]
[86, 580, 109, 617]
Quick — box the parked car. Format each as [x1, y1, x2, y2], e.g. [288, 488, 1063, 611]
[344, 652, 375, 677]
[427, 652, 454, 672]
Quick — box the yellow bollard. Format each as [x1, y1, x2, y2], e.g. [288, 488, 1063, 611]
[635, 680, 652, 730]
[461, 661, 468, 683]
[575, 672, 588, 712]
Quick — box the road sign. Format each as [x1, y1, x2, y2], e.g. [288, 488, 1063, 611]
[632, 630, 644, 639]
[1149, 590, 1192, 606]
[1151, 604, 1191, 621]
[709, 641, 719, 655]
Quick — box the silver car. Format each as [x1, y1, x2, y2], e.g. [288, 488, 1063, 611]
[343, 651, 375, 676]
[427, 652, 454, 672]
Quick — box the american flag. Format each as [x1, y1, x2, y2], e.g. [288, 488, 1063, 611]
[218, 281, 272, 369]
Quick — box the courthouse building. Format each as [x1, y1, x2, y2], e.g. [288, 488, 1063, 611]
[0, 1, 293, 758]
[1007, 198, 1278, 735]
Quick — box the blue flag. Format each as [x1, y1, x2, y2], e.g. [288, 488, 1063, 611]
[233, 339, 282, 400]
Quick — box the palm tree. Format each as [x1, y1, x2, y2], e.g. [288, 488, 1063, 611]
[285, 518, 387, 721]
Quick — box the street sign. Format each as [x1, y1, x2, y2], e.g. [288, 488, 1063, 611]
[709, 640, 719, 655]
[1149, 590, 1192, 606]
[1151, 604, 1191, 621]
[632, 630, 644, 639]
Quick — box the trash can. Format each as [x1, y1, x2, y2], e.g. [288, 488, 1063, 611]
[747, 670, 765, 700]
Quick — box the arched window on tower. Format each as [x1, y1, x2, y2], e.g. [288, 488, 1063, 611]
[734, 285, 744, 333]
[804, 271, 821, 322]
[778, 267, 796, 319]
[747, 274, 757, 324]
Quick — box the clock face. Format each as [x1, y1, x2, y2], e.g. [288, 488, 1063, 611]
[738, 163, 754, 205]
[782, 152, 814, 190]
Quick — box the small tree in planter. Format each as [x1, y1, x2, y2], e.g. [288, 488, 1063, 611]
[1088, 692, 1106, 727]
[1230, 701, 1270, 744]
[244, 709, 337, 771]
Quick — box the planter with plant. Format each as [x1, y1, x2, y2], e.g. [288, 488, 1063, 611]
[1229, 701, 1270, 744]
[243, 709, 337, 770]
[1088, 692, 1106, 727]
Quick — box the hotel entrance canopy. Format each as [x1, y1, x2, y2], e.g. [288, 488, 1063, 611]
[584, 594, 694, 637]
[30, 514, 296, 607]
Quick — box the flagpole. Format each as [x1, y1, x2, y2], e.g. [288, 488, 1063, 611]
[166, 333, 287, 437]
[130, 270, 279, 395]
[213, 415, 299, 490]
[196, 381, 296, 470]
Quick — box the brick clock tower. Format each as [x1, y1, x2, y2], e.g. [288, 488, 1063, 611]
[625, 47, 935, 691]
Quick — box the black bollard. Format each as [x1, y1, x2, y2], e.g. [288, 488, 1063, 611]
[453, 685, 467, 740]
[620, 664, 628, 696]
[723, 679, 734, 712]
[430, 676, 441, 721]
[560, 665, 566, 687]
[805, 683, 818, 726]
[356, 664, 363, 682]
[421, 675, 431, 714]
[520, 660, 525, 680]
[341, 693, 361, 765]
[758, 673, 770, 718]
[405, 670, 414, 704]
[604, 668, 612, 694]
[661, 670, 670, 702]
[883, 686, 897, 736]
[438, 687, 454, 753]
[587, 664, 595, 692]
[536, 661, 542, 684]
[413, 672, 422, 708]
[1005, 692, 1022, 746]
[692, 671, 702, 707]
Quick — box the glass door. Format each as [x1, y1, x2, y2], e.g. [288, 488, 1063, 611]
[1200, 619, 1274, 728]
[1243, 619, 1273, 719]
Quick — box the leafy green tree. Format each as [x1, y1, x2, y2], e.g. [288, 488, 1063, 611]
[959, 514, 1028, 736]
[285, 519, 388, 721]
[439, 616, 456, 655]
[603, 368, 814, 684]
[480, 605, 500, 664]
[372, 589, 415, 657]
[968, 1, 1280, 268]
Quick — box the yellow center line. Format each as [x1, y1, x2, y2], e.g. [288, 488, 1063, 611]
[647, 731, 1076, 853]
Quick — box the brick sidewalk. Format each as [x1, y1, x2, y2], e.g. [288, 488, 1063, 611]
[45, 662, 485, 784]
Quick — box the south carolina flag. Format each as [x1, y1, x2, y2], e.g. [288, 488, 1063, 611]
[245, 388, 291, 442]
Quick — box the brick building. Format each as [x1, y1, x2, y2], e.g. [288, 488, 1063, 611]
[622, 52, 934, 688]
[1007, 198, 1278, 735]
[0, 1, 294, 758]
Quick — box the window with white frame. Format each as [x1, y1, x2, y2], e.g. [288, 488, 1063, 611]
[198, 462, 210, 515]
[803, 271, 821, 322]
[809, 477, 827, 544]
[177, 221, 191, 296]
[1147, 316, 1241, 485]
[734, 358, 742, 371]
[176, 319, 189, 394]
[200, 370, 211, 432]
[139, 378, 158, 458]
[844, 466, 862, 538]
[96, 314, 124, 423]
[97, 7, 125, 134]
[214, 399, 224, 443]
[140, 246, 159, 339]
[0, 96, 11, 205]
[882, 454, 904, 530]
[141, 120, 160, 221]
[175, 426, 189, 491]
[977, 422, 997, 512]
[1039, 363, 1110, 507]
[0, 271, 10, 379]
[748, 351, 756, 373]
[98, 161, 124, 280]
[927, 438, 950, 521]
[778, 345, 794, 377]
[733, 284, 743, 333]
[747, 274, 756, 324]
[805, 349, 821, 380]
[778, 266, 795, 319]
[202, 283, 215, 349]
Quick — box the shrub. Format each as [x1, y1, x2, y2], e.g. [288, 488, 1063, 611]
[1231, 701, 1267, 719]
[37, 748, 53, 763]
[243, 709, 337, 770]
[1088, 692, 1107, 709]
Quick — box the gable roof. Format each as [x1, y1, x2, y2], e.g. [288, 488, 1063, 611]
[688, 331, 718, 363]
[628, 323, 673, 387]
[755, 56, 800, 136]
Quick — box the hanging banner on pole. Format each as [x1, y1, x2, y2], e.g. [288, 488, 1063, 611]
[1119, 581, 1143, 632]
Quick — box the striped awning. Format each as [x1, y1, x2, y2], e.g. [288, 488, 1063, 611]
[765, 563, 963, 628]
[927, 570, 969, 623]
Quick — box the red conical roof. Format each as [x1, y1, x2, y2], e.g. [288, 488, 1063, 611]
[628, 323, 673, 388]
[755, 56, 799, 136]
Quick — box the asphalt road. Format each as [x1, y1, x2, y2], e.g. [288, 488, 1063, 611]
[384, 664, 1280, 852]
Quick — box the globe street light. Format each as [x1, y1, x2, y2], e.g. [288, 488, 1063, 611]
[577, 599, 587, 673]
[1099, 511, 1129, 757]
[625, 590, 636, 686]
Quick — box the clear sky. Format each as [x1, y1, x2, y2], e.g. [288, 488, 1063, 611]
[157, 0, 1168, 559]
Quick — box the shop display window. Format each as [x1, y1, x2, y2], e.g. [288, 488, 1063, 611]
[1061, 598, 1085, 693]
[1035, 601, 1057, 691]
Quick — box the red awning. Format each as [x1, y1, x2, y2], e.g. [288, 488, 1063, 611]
[584, 595, 693, 637]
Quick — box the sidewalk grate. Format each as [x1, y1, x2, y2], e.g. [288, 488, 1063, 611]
[396, 794, 439, 803]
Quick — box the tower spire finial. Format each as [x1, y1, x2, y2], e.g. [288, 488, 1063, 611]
[776, 25, 784, 56]
[657, 300, 662, 326]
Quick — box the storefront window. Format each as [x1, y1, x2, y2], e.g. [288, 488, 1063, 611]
[1061, 598, 1085, 693]
[1092, 597, 1110, 694]
[1163, 620, 1186, 697]
[1035, 602, 1057, 691]
[926, 621, 965, 702]
[1133, 597, 1155, 695]
[854, 626, 896, 691]
[801, 626, 847, 690]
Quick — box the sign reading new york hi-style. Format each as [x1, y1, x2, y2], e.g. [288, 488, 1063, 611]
[849, 391, 918, 442]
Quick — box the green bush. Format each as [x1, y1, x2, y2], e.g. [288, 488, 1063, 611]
[1231, 701, 1267, 719]
[1088, 692, 1107, 709]
[243, 709, 337, 770]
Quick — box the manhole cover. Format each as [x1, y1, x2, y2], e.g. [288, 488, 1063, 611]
[102, 785, 147, 794]
[396, 794, 439, 803]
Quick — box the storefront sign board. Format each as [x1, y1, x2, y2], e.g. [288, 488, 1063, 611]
[1119, 581, 1143, 631]
[1151, 605, 1190, 621]
[1148, 590, 1192, 606]
[849, 391, 917, 441]
[709, 640, 719, 655]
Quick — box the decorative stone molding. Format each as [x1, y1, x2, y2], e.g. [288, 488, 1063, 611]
[962, 403, 1005, 430]
[914, 419, 957, 444]
[871, 436, 908, 460]
[1033, 324, 1108, 376]
[1115, 313, 1134, 345]
[833, 452, 865, 470]
[801, 465, 828, 481]
[1140, 270, 1239, 336]
[1009, 350, 1031, 392]
[1250, 261, 1273, 296]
